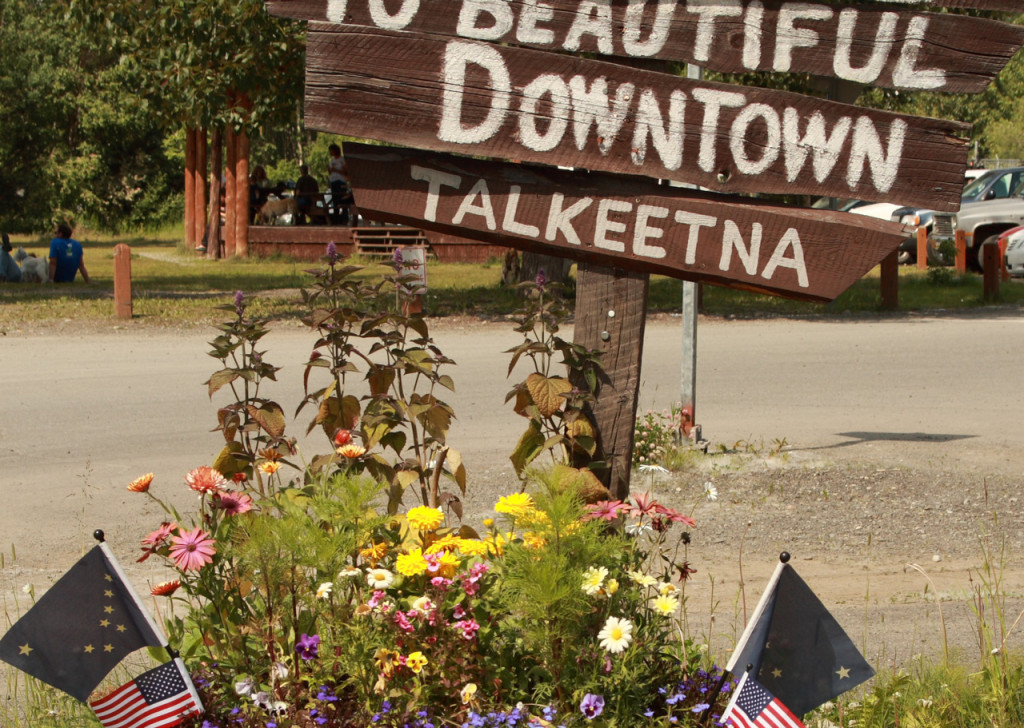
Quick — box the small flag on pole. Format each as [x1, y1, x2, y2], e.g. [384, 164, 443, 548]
[0, 544, 166, 701]
[722, 672, 806, 728]
[90, 658, 202, 728]
[725, 561, 874, 718]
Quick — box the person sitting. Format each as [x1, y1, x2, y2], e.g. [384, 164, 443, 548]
[0, 232, 22, 283]
[294, 164, 320, 225]
[327, 144, 356, 225]
[249, 165, 273, 223]
[49, 222, 91, 284]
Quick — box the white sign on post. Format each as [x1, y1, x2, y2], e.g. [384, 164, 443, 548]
[400, 247, 428, 295]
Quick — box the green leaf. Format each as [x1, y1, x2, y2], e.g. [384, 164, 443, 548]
[510, 422, 544, 476]
[207, 369, 238, 398]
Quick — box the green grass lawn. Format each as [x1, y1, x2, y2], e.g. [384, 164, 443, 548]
[2, 227, 1021, 329]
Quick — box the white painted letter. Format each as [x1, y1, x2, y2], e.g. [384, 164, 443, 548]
[368, 0, 420, 29]
[742, 0, 763, 69]
[674, 210, 718, 264]
[833, 9, 896, 84]
[519, 74, 571, 152]
[503, 185, 541, 237]
[691, 87, 745, 172]
[631, 89, 686, 170]
[687, 0, 743, 62]
[782, 109, 851, 183]
[411, 165, 463, 221]
[326, 0, 347, 24]
[452, 178, 497, 229]
[846, 116, 906, 194]
[456, 0, 515, 40]
[564, 0, 614, 54]
[761, 228, 808, 287]
[891, 16, 946, 90]
[729, 103, 781, 175]
[622, 0, 676, 57]
[773, 4, 833, 72]
[569, 76, 634, 155]
[719, 219, 761, 275]
[634, 205, 669, 258]
[595, 199, 632, 251]
[439, 42, 511, 145]
[545, 194, 592, 244]
[517, 0, 556, 44]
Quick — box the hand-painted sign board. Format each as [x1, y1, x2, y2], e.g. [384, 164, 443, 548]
[344, 142, 910, 302]
[305, 25, 970, 211]
[269, 0, 1024, 94]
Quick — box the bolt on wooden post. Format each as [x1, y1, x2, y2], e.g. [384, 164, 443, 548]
[113, 243, 132, 320]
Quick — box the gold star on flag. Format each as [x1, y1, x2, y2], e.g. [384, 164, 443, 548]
[103, 606, 114, 614]
[99, 619, 110, 628]
[103, 644, 114, 653]
[84, 645, 95, 653]
[116, 625, 126, 632]
[104, 574, 112, 581]
[18, 644, 32, 656]
[837, 666, 851, 679]
[771, 667, 783, 679]
[104, 589, 114, 598]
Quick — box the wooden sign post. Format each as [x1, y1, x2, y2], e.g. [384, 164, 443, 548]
[267, 0, 1024, 497]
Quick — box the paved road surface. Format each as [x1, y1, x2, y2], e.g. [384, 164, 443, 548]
[1, 313, 1020, 569]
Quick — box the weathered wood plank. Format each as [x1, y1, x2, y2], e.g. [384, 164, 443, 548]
[307, 26, 969, 210]
[573, 263, 648, 500]
[343, 143, 910, 302]
[268, 0, 1024, 94]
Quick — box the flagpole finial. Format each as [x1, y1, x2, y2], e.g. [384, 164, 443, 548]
[779, 551, 790, 563]
[93, 530, 105, 543]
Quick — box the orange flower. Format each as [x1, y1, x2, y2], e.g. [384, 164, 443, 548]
[360, 541, 388, 566]
[258, 448, 281, 462]
[185, 466, 227, 494]
[151, 580, 181, 597]
[127, 473, 154, 493]
[337, 444, 366, 459]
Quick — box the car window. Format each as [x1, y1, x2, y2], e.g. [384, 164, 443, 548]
[962, 173, 994, 199]
[989, 173, 1012, 199]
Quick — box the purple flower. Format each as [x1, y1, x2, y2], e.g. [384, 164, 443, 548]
[393, 247, 404, 271]
[234, 290, 245, 317]
[580, 694, 604, 720]
[536, 268, 547, 291]
[326, 241, 338, 264]
[296, 633, 320, 660]
[692, 703, 710, 713]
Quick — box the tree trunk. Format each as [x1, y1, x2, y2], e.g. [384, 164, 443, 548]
[194, 128, 208, 251]
[224, 126, 237, 257]
[518, 252, 573, 286]
[184, 127, 196, 249]
[205, 128, 223, 259]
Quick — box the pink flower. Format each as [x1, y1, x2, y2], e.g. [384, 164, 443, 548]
[463, 580, 479, 597]
[454, 618, 480, 640]
[394, 611, 414, 633]
[214, 490, 253, 516]
[468, 563, 489, 582]
[452, 604, 467, 620]
[169, 527, 217, 571]
[368, 590, 387, 609]
[654, 504, 697, 528]
[138, 522, 178, 562]
[185, 466, 228, 494]
[424, 553, 442, 574]
[630, 491, 658, 517]
[584, 500, 630, 522]
[430, 576, 452, 590]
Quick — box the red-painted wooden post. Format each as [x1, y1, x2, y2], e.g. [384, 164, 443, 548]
[224, 126, 237, 257]
[917, 227, 928, 270]
[880, 249, 899, 310]
[235, 129, 250, 258]
[113, 243, 132, 320]
[983, 243, 1000, 299]
[194, 128, 208, 251]
[184, 128, 196, 249]
[955, 230, 968, 274]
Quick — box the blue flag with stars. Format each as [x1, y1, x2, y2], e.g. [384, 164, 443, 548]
[726, 563, 874, 718]
[0, 545, 165, 701]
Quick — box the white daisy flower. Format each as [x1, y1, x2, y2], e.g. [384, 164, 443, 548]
[367, 567, 395, 589]
[597, 616, 634, 653]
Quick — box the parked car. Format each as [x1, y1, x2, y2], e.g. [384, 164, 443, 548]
[998, 226, 1024, 277]
[960, 167, 1024, 204]
[930, 178, 1024, 271]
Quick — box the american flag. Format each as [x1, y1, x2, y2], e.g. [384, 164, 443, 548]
[722, 673, 806, 728]
[89, 660, 202, 728]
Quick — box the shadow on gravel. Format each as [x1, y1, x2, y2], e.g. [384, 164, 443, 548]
[811, 431, 977, 450]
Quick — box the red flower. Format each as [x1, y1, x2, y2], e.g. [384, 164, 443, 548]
[654, 504, 696, 528]
[185, 466, 227, 494]
[334, 429, 352, 446]
[151, 580, 181, 596]
[584, 500, 630, 522]
[630, 491, 658, 517]
[138, 522, 178, 562]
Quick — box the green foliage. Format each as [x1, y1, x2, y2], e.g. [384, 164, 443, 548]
[505, 276, 605, 477]
[633, 407, 682, 469]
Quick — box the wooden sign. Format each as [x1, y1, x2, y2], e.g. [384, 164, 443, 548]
[344, 142, 909, 302]
[306, 25, 969, 211]
[269, 0, 1024, 94]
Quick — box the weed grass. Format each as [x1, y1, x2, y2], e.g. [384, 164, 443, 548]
[2, 229, 1022, 330]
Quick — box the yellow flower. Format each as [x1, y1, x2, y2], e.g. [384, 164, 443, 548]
[406, 651, 428, 674]
[337, 443, 366, 458]
[258, 461, 281, 475]
[482, 518, 495, 528]
[494, 493, 535, 519]
[522, 532, 547, 549]
[659, 582, 679, 596]
[375, 648, 401, 677]
[461, 683, 478, 704]
[484, 533, 508, 556]
[425, 534, 462, 554]
[581, 566, 608, 596]
[456, 539, 489, 557]
[360, 542, 388, 566]
[605, 578, 619, 595]
[396, 548, 429, 577]
[652, 594, 679, 616]
[438, 550, 461, 577]
[628, 569, 658, 588]
[407, 506, 445, 531]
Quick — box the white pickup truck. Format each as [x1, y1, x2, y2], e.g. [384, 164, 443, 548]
[930, 178, 1024, 271]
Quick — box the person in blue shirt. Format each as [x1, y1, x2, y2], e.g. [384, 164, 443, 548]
[0, 233, 22, 283]
[48, 222, 91, 283]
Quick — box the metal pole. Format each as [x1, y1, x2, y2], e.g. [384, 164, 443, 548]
[681, 62, 702, 444]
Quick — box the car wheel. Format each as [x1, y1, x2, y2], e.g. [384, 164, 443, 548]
[975, 234, 1001, 273]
